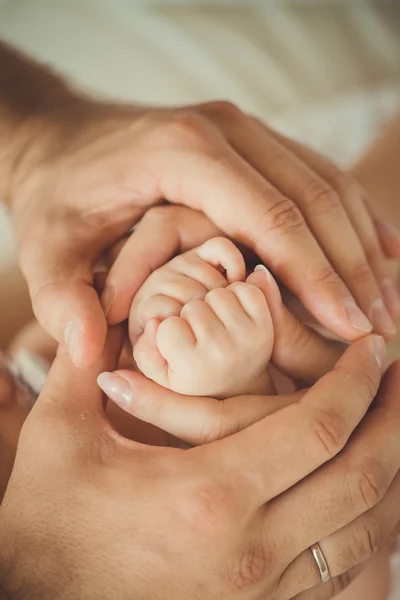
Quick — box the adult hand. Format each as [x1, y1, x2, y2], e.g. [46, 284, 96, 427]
[10, 95, 400, 368]
[1, 328, 398, 600]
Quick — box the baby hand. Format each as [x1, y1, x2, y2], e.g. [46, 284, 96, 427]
[129, 237, 273, 397]
[133, 283, 273, 397]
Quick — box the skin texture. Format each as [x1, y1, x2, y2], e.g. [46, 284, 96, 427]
[2, 42, 400, 372]
[3, 331, 400, 600]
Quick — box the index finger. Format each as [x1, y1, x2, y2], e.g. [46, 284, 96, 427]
[150, 131, 372, 341]
[210, 335, 384, 507]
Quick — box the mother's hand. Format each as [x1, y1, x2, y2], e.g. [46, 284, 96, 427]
[101, 335, 400, 600]
[11, 96, 400, 368]
[1, 327, 395, 600]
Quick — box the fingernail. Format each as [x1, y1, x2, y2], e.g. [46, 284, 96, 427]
[381, 278, 400, 317]
[64, 321, 83, 365]
[373, 335, 386, 369]
[97, 372, 133, 409]
[101, 285, 115, 318]
[378, 220, 400, 247]
[370, 298, 396, 336]
[344, 298, 372, 333]
[253, 264, 281, 304]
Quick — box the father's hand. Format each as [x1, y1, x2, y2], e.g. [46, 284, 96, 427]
[5, 42, 400, 366]
[1, 329, 398, 600]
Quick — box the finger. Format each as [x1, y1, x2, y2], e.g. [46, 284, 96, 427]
[129, 294, 183, 344]
[19, 231, 108, 368]
[231, 116, 395, 337]
[375, 218, 400, 259]
[133, 319, 169, 386]
[104, 206, 221, 324]
[170, 252, 229, 291]
[204, 286, 252, 330]
[180, 299, 223, 341]
[211, 335, 384, 506]
[146, 116, 372, 341]
[266, 125, 400, 325]
[31, 325, 124, 439]
[287, 561, 365, 600]
[266, 361, 400, 563]
[227, 281, 272, 324]
[97, 369, 304, 445]
[195, 237, 246, 283]
[131, 274, 213, 345]
[280, 473, 400, 599]
[156, 316, 196, 366]
[247, 267, 344, 384]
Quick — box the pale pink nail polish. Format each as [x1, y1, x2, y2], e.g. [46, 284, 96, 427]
[343, 299, 372, 333]
[97, 372, 133, 409]
[381, 278, 400, 317]
[373, 336, 386, 369]
[64, 321, 83, 366]
[370, 298, 396, 336]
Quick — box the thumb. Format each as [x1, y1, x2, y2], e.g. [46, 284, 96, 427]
[31, 326, 124, 437]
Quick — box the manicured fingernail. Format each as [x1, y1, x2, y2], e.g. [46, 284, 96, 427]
[377, 220, 400, 249]
[101, 285, 115, 318]
[373, 335, 386, 369]
[64, 321, 83, 365]
[344, 298, 372, 333]
[97, 372, 133, 409]
[370, 298, 396, 336]
[381, 278, 400, 316]
[253, 264, 281, 304]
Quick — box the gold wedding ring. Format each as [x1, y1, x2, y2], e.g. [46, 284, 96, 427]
[310, 542, 330, 583]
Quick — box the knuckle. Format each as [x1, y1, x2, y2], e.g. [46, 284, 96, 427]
[346, 458, 390, 511]
[205, 286, 231, 304]
[346, 514, 383, 564]
[202, 99, 245, 122]
[229, 282, 265, 306]
[262, 197, 306, 235]
[202, 236, 238, 255]
[156, 112, 216, 151]
[304, 180, 341, 216]
[309, 407, 348, 458]
[349, 261, 374, 287]
[307, 262, 340, 287]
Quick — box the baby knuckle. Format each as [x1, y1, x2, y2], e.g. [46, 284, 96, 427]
[347, 458, 390, 511]
[202, 236, 238, 255]
[304, 180, 341, 216]
[310, 407, 348, 458]
[346, 514, 383, 564]
[262, 197, 305, 235]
